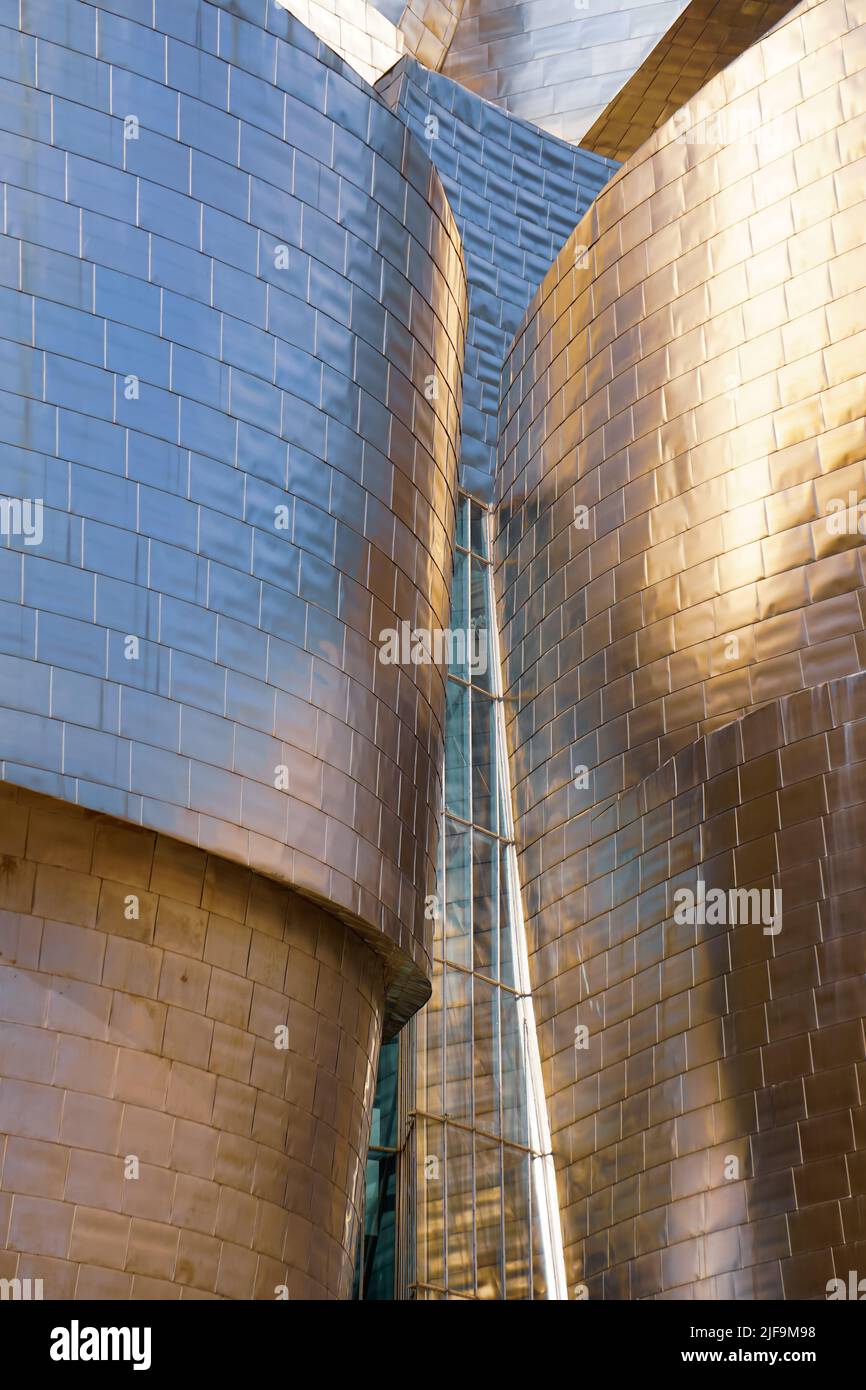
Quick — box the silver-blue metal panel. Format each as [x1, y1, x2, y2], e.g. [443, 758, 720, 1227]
[0, 0, 469, 1025]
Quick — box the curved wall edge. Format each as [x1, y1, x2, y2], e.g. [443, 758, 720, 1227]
[494, 0, 866, 1296]
[0, 0, 469, 1029]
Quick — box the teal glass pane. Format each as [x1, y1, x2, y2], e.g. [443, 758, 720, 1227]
[449, 546, 469, 681]
[456, 493, 469, 550]
[370, 1036, 399, 1149]
[498, 840, 516, 989]
[444, 678, 470, 819]
[469, 556, 492, 692]
[355, 1151, 398, 1300]
[443, 816, 471, 969]
[469, 500, 489, 559]
[470, 687, 499, 834]
[471, 827, 498, 977]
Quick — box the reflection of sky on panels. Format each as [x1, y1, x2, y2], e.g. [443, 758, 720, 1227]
[0, 0, 468, 1029]
[378, 57, 616, 502]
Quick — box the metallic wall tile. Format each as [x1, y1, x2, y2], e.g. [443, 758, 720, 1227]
[494, 0, 866, 1298]
[378, 57, 615, 501]
[0, 0, 470, 1030]
[582, 0, 799, 163]
[277, 0, 407, 85]
[0, 781, 385, 1299]
[438, 0, 695, 146]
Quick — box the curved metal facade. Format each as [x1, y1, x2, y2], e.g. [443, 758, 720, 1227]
[440, 0, 693, 145]
[275, 0, 406, 84]
[0, 0, 467, 1027]
[399, 0, 465, 72]
[581, 0, 800, 162]
[0, 783, 384, 1300]
[378, 55, 616, 501]
[494, 0, 866, 1296]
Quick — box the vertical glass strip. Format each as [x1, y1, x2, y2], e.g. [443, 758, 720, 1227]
[355, 494, 566, 1300]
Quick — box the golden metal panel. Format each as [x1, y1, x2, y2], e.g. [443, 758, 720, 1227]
[495, 0, 866, 1298]
[582, 0, 801, 162]
[0, 785, 384, 1299]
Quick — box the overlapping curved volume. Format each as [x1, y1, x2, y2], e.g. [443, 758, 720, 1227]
[0, 0, 863, 1304]
[0, 0, 466, 1299]
[495, 0, 866, 1299]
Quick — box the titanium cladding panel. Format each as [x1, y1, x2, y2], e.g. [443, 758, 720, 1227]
[0, 783, 386, 1300]
[273, 0, 407, 85]
[398, 0, 465, 72]
[581, 0, 801, 163]
[495, 0, 866, 1296]
[378, 55, 616, 502]
[0, 0, 468, 1027]
[440, 0, 694, 145]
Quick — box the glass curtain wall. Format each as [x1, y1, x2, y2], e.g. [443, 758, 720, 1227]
[414, 496, 562, 1300]
[355, 495, 564, 1299]
[352, 1034, 413, 1299]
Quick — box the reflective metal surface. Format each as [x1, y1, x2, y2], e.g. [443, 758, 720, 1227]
[0, 783, 384, 1299]
[440, 0, 693, 145]
[494, 0, 866, 1296]
[399, 0, 465, 72]
[0, 0, 468, 1028]
[3, 0, 864, 1306]
[378, 57, 616, 500]
[582, 0, 799, 161]
[276, 0, 406, 83]
[373, 64, 611, 1295]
